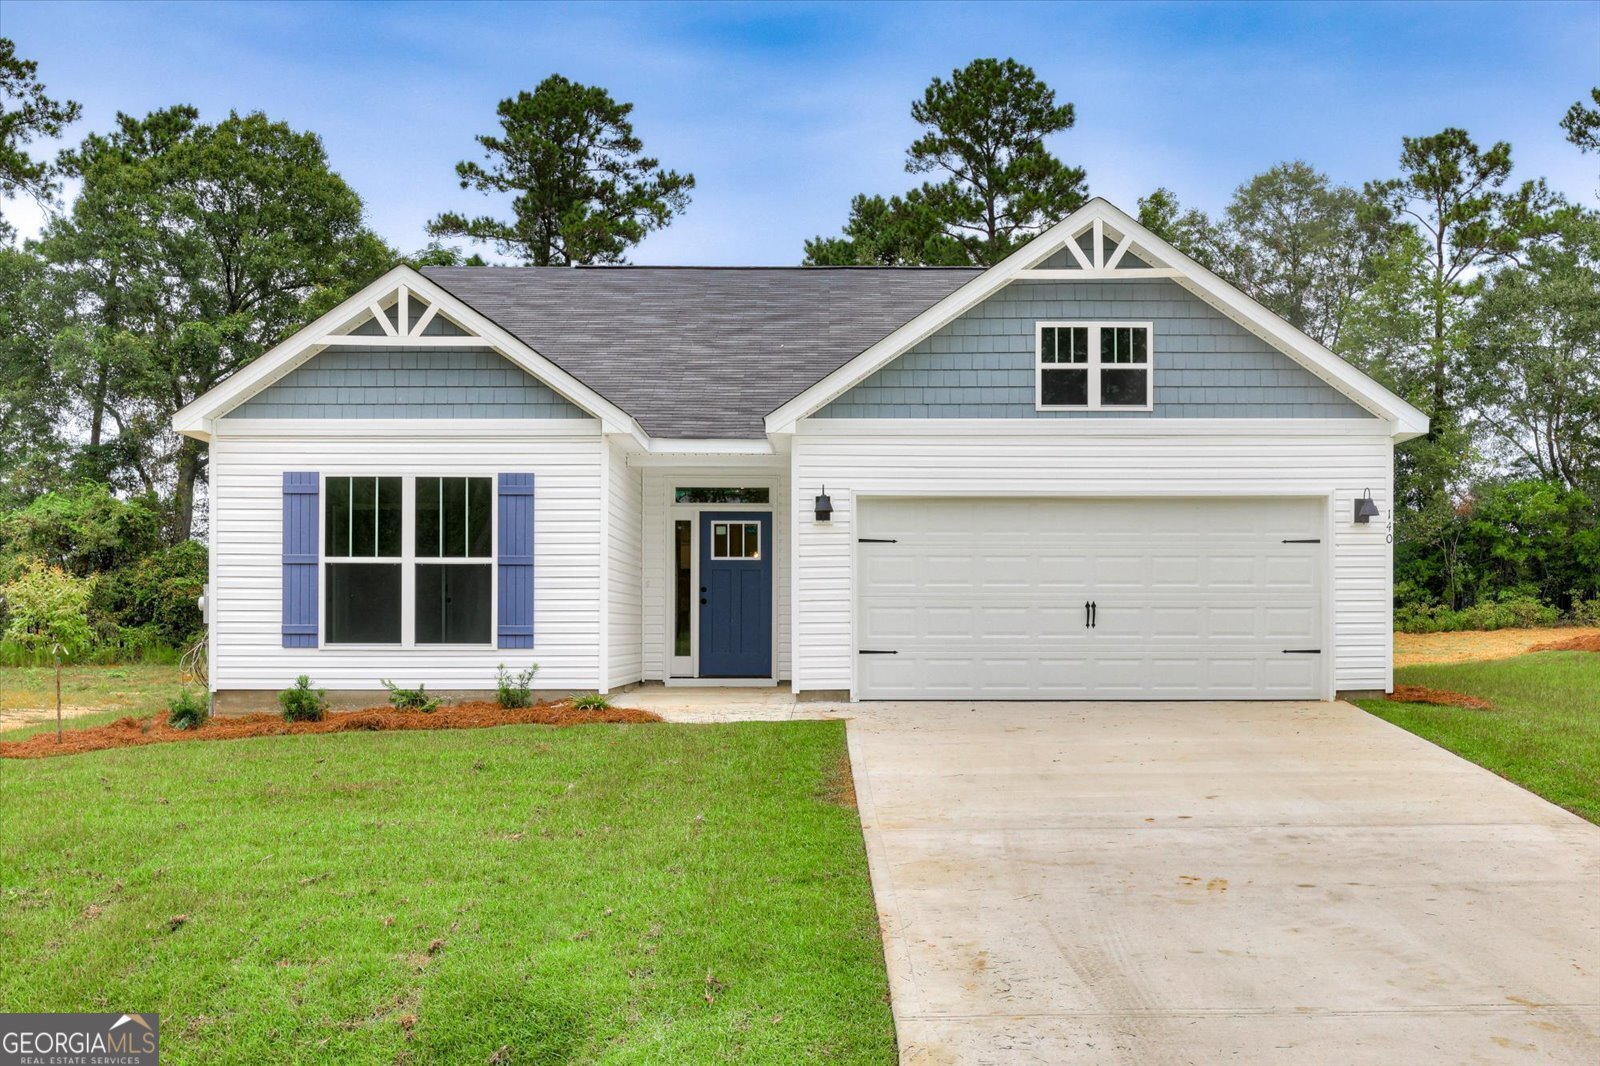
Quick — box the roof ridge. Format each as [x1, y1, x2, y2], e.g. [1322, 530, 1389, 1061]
[422, 264, 984, 272]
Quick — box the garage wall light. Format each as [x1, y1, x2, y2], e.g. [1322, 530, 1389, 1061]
[814, 487, 833, 523]
[1354, 489, 1380, 524]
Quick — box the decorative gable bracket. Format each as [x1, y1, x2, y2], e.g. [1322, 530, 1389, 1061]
[328, 284, 486, 347]
[1017, 216, 1179, 280]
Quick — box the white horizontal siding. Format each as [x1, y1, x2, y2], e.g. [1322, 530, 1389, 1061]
[209, 426, 603, 692]
[639, 465, 791, 680]
[791, 421, 1395, 696]
[606, 440, 644, 690]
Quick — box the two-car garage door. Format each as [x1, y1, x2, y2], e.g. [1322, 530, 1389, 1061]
[854, 497, 1326, 700]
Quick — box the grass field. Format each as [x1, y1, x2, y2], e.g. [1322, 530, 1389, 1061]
[0, 720, 895, 1064]
[1358, 651, 1600, 824]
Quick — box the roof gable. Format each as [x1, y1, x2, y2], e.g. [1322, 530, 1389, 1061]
[764, 199, 1429, 440]
[816, 277, 1376, 421]
[173, 267, 643, 441]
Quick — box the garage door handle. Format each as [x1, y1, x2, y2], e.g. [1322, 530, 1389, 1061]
[1091, 601, 1097, 628]
[858, 649, 898, 655]
[1085, 601, 1091, 629]
[1283, 649, 1321, 654]
[857, 537, 898, 543]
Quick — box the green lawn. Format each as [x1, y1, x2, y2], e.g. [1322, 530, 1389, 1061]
[0, 720, 895, 1064]
[1, 663, 188, 738]
[1358, 651, 1600, 824]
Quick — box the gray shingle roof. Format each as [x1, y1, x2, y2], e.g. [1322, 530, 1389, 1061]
[420, 266, 983, 438]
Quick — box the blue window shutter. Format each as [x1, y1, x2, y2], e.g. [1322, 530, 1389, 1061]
[282, 472, 319, 648]
[498, 473, 535, 649]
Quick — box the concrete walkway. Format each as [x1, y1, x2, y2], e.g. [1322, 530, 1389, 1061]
[844, 700, 1600, 1064]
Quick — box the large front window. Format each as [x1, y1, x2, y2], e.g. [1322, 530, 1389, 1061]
[1037, 322, 1153, 411]
[323, 475, 494, 645]
[324, 476, 402, 644]
[414, 476, 493, 644]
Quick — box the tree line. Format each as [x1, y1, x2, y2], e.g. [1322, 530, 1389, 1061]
[0, 43, 1596, 662]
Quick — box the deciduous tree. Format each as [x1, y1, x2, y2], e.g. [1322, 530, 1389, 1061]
[41, 107, 392, 537]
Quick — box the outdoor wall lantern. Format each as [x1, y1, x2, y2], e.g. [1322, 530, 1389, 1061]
[1354, 489, 1381, 524]
[814, 487, 833, 523]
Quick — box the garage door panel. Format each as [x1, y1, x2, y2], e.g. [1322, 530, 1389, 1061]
[856, 497, 1324, 700]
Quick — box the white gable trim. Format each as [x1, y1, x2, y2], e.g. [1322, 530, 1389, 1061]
[172, 266, 645, 444]
[764, 198, 1430, 441]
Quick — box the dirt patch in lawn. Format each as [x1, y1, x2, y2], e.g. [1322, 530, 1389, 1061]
[0, 705, 110, 732]
[1394, 627, 1600, 668]
[1527, 633, 1600, 654]
[1386, 684, 1495, 710]
[0, 700, 662, 759]
[821, 751, 858, 809]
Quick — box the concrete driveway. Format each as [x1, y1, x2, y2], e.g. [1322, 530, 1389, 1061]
[845, 700, 1600, 1065]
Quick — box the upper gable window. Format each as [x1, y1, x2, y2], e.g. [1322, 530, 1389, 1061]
[1037, 322, 1153, 411]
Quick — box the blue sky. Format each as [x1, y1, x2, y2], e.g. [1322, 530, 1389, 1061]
[4, 0, 1597, 264]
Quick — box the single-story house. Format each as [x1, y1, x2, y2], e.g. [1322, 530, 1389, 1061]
[175, 198, 1427, 709]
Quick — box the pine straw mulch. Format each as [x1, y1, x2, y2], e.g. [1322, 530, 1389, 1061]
[0, 700, 662, 760]
[1384, 685, 1495, 710]
[1527, 633, 1600, 654]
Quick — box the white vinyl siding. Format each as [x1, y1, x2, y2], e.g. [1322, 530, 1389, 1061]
[791, 420, 1394, 697]
[640, 465, 791, 681]
[208, 423, 603, 692]
[605, 439, 645, 691]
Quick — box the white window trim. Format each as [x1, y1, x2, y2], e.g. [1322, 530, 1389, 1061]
[710, 519, 762, 561]
[319, 473, 498, 650]
[1034, 320, 1156, 413]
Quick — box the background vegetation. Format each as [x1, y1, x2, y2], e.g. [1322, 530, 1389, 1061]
[1, 43, 1596, 657]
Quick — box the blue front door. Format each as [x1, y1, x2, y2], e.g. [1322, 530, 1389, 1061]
[698, 511, 773, 678]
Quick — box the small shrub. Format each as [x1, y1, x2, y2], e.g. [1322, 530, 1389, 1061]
[1570, 598, 1600, 626]
[382, 679, 440, 713]
[167, 688, 207, 730]
[1, 559, 96, 657]
[571, 692, 611, 711]
[279, 675, 327, 722]
[496, 663, 539, 709]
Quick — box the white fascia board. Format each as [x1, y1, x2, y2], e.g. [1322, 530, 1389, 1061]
[212, 417, 601, 440]
[793, 417, 1399, 438]
[764, 198, 1430, 442]
[173, 266, 647, 447]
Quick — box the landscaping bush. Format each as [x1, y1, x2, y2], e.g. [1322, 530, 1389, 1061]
[496, 663, 539, 709]
[167, 688, 206, 730]
[571, 692, 611, 711]
[382, 679, 440, 713]
[278, 675, 327, 722]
